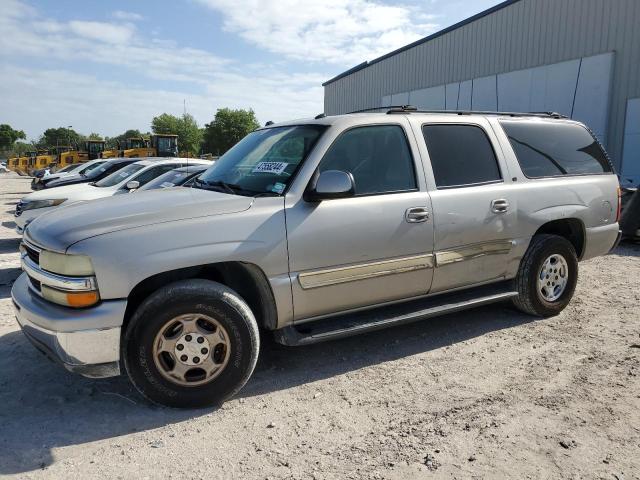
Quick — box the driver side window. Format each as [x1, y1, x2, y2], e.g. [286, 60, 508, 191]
[318, 125, 416, 196]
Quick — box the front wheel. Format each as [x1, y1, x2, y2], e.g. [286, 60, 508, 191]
[512, 234, 578, 317]
[123, 279, 260, 408]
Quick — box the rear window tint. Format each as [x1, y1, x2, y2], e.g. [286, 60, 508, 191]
[500, 121, 612, 177]
[422, 124, 502, 188]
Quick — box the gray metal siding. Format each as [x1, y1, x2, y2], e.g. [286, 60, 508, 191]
[324, 0, 640, 172]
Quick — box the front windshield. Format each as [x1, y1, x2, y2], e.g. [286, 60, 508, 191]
[79, 161, 105, 175]
[139, 170, 192, 191]
[197, 125, 326, 195]
[95, 163, 145, 187]
[58, 164, 81, 173]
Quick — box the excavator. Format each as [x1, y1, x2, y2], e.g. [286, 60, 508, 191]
[122, 134, 178, 157]
[57, 140, 106, 169]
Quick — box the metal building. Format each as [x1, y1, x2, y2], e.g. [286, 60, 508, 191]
[322, 0, 640, 185]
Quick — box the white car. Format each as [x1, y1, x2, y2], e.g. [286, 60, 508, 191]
[15, 158, 210, 233]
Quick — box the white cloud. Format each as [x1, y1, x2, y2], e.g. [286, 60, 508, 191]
[69, 21, 135, 44]
[0, 64, 323, 140]
[195, 0, 439, 64]
[112, 10, 143, 22]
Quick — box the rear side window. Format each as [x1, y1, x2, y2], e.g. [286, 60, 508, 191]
[422, 124, 502, 188]
[500, 121, 612, 177]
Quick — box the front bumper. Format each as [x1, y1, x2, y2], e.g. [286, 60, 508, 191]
[11, 273, 126, 378]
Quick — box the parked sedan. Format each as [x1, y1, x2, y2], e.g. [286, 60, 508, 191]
[136, 164, 209, 192]
[32, 159, 106, 190]
[41, 158, 141, 189]
[15, 158, 210, 233]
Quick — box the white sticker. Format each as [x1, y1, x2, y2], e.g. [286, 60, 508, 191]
[119, 171, 130, 177]
[252, 161, 288, 175]
[160, 182, 175, 188]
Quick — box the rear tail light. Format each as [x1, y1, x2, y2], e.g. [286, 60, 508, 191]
[616, 186, 622, 222]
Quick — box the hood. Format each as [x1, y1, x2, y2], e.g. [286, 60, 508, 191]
[25, 188, 254, 251]
[45, 173, 87, 188]
[24, 182, 94, 201]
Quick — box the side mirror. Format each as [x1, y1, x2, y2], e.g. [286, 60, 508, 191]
[305, 169, 355, 202]
[126, 180, 140, 190]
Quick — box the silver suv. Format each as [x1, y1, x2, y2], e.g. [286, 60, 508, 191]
[12, 109, 621, 408]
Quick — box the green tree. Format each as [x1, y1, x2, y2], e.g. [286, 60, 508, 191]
[11, 141, 32, 157]
[151, 113, 203, 155]
[87, 133, 103, 141]
[39, 127, 84, 149]
[0, 124, 26, 150]
[105, 129, 144, 149]
[202, 108, 259, 156]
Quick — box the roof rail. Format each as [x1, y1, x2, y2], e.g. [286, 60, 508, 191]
[347, 105, 416, 114]
[346, 105, 567, 119]
[384, 105, 567, 119]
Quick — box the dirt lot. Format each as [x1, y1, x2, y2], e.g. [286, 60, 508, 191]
[0, 172, 638, 479]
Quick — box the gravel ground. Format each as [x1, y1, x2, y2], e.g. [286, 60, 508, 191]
[0, 173, 638, 479]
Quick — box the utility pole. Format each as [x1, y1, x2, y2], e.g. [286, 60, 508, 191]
[67, 126, 72, 149]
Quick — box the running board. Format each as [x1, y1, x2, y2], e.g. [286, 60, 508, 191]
[274, 282, 518, 346]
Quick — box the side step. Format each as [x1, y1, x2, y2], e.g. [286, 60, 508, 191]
[274, 281, 518, 346]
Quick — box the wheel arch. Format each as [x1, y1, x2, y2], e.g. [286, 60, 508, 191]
[123, 261, 279, 333]
[533, 218, 586, 259]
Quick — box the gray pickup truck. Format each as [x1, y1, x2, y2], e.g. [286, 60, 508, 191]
[12, 109, 621, 408]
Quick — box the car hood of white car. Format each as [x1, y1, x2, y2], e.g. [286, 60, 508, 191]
[24, 182, 117, 204]
[25, 187, 255, 251]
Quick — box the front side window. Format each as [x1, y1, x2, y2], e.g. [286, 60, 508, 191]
[500, 121, 612, 178]
[318, 125, 416, 195]
[95, 163, 145, 187]
[197, 125, 326, 196]
[422, 124, 502, 188]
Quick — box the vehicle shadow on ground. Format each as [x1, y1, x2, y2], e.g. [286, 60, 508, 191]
[0, 303, 536, 474]
[614, 241, 640, 257]
[0, 237, 20, 253]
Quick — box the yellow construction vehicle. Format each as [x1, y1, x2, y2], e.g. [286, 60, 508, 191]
[58, 140, 106, 169]
[32, 146, 73, 174]
[7, 157, 19, 171]
[16, 151, 37, 175]
[122, 134, 178, 157]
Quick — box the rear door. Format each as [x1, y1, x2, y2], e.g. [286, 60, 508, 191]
[411, 117, 519, 293]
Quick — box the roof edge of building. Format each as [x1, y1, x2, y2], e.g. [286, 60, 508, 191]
[322, 0, 522, 87]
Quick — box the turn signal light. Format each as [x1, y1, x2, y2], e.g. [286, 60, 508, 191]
[66, 291, 100, 308]
[41, 285, 100, 308]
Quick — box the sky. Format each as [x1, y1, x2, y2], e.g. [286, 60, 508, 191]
[0, 0, 503, 141]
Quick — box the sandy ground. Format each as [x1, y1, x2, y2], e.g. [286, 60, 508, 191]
[0, 172, 638, 479]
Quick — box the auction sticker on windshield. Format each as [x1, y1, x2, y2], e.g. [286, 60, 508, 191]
[252, 162, 288, 175]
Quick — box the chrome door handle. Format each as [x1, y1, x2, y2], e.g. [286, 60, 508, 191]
[405, 207, 430, 223]
[491, 199, 509, 213]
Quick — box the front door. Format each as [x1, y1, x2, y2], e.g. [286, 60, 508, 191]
[286, 122, 435, 321]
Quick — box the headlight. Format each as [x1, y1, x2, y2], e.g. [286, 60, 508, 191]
[39, 250, 95, 276]
[21, 198, 66, 211]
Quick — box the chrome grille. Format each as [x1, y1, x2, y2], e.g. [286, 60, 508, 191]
[24, 243, 40, 265]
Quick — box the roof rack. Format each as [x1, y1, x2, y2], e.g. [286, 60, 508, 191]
[389, 105, 567, 119]
[347, 105, 567, 119]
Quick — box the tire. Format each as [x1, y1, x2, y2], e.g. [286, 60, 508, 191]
[123, 279, 260, 408]
[512, 234, 578, 317]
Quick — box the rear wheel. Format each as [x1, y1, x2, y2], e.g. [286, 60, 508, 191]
[123, 279, 259, 408]
[512, 234, 578, 317]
